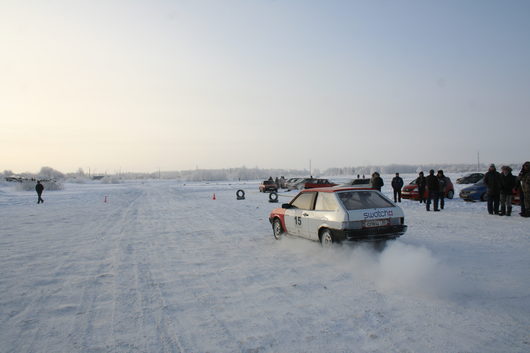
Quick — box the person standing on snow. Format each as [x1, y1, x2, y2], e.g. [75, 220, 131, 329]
[371, 172, 384, 191]
[437, 170, 447, 210]
[391, 173, 404, 203]
[416, 171, 427, 203]
[484, 164, 502, 215]
[499, 166, 516, 216]
[35, 181, 44, 204]
[426, 169, 440, 211]
[518, 161, 530, 217]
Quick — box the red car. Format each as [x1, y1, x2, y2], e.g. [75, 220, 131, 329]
[303, 178, 338, 189]
[259, 180, 278, 193]
[402, 177, 455, 200]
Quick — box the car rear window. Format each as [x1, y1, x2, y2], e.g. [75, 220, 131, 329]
[337, 191, 394, 210]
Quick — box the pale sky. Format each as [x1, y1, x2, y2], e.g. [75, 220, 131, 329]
[1, 0, 529, 173]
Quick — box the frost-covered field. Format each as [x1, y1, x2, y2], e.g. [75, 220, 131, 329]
[1, 175, 529, 353]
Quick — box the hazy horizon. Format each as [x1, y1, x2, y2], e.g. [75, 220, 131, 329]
[2, 1, 529, 173]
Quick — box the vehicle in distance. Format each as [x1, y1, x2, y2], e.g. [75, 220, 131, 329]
[459, 179, 488, 201]
[456, 173, 484, 184]
[259, 180, 278, 193]
[460, 179, 520, 204]
[339, 178, 371, 187]
[402, 177, 455, 200]
[303, 178, 338, 189]
[285, 178, 305, 191]
[269, 187, 407, 247]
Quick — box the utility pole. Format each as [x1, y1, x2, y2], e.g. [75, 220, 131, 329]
[309, 159, 312, 177]
[477, 152, 480, 171]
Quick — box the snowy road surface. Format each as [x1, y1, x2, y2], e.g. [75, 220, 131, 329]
[1, 178, 529, 353]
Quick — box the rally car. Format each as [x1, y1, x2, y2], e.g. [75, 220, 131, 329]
[269, 187, 407, 247]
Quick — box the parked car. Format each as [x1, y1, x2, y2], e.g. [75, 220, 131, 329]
[402, 177, 455, 200]
[460, 179, 520, 204]
[456, 173, 484, 184]
[303, 178, 338, 189]
[285, 178, 305, 191]
[269, 187, 407, 247]
[459, 179, 487, 201]
[259, 180, 278, 193]
[339, 178, 371, 187]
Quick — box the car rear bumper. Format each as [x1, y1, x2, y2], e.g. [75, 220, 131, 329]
[333, 225, 407, 242]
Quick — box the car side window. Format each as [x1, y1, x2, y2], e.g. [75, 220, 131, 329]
[314, 192, 339, 211]
[291, 192, 316, 210]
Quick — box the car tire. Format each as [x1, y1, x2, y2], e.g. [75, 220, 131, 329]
[273, 219, 284, 240]
[447, 190, 454, 199]
[320, 229, 334, 248]
[481, 193, 488, 202]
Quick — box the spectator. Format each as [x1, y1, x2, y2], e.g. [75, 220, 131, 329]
[518, 161, 530, 217]
[35, 181, 44, 204]
[391, 173, 404, 203]
[416, 171, 426, 203]
[437, 170, 447, 210]
[484, 164, 501, 215]
[371, 172, 384, 191]
[426, 170, 440, 211]
[499, 166, 516, 216]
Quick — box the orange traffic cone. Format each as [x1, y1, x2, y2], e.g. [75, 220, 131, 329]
[212, 193, 216, 200]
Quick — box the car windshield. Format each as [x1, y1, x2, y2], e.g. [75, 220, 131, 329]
[337, 191, 394, 210]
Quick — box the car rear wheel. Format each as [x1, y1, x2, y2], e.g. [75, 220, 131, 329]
[481, 193, 488, 202]
[273, 219, 284, 240]
[447, 190, 454, 199]
[320, 229, 334, 248]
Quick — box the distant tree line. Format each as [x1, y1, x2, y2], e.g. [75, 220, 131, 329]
[3, 163, 522, 183]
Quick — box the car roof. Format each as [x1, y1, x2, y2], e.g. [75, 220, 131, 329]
[299, 186, 375, 193]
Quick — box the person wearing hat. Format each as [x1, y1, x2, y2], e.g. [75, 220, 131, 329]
[499, 166, 516, 216]
[483, 164, 501, 214]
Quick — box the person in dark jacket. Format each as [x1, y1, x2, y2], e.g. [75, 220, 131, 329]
[371, 172, 384, 191]
[518, 161, 530, 217]
[391, 173, 404, 202]
[416, 171, 426, 203]
[499, 166, 516, 216]
[437, 170, 447, 210]
[35, 181, 44, 204]
[483, 164, 501, 214]
[426, 169, 440, 211]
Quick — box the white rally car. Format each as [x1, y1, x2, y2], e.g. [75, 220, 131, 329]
[269, 187, 407, 247]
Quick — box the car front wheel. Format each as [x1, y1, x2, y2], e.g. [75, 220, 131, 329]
[320, 229, 334, 248]
[273, 219, 284, 240]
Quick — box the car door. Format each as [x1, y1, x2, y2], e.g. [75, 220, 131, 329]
[285, 192, 316, 238]
[302, 192, 340, 241]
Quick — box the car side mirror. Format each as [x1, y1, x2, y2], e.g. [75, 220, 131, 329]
[282, 203, 293, 209]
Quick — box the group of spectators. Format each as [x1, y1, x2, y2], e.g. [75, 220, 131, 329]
[413, 170, 450, 212]
[483, 162, 530, 217]
[370, 161, 530, 218]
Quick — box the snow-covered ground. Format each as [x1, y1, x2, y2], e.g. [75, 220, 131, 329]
[1, 175, 529, 353]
